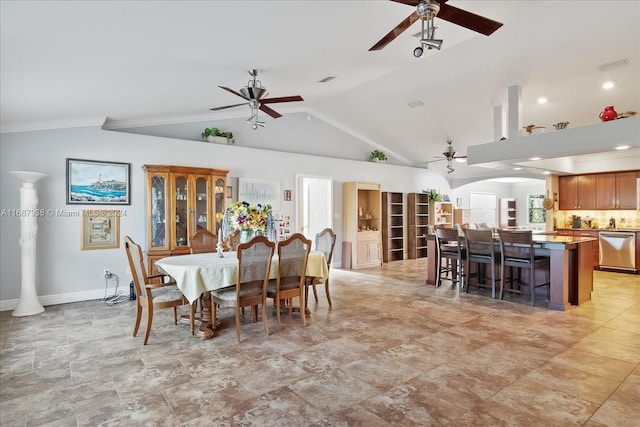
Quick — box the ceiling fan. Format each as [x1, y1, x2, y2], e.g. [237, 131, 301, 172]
[425, 140, 467, 174]
[210, 69, 304, 130]
[369, 0, 503, 57]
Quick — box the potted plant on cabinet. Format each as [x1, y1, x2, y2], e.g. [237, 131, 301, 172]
[201, 127, 234, 144]
[369, 149, 387, 163]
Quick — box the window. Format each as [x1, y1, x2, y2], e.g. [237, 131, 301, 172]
[528, 194, 546, 223]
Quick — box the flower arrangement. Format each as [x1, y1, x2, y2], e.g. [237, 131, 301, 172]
[222, 201, 275, 241]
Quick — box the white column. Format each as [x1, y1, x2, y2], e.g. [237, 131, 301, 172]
[507, 85, 522, 139]
[9, 171, 47, 317]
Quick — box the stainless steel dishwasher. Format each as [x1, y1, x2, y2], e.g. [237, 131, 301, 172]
[599, 231, 637, 272]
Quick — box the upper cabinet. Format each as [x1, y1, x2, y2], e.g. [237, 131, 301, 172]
[558, 175, 597, 210]
[143, 165, 228, 275]
[596, 171, 638, 209]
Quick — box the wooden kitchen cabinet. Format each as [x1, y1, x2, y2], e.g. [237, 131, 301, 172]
[558, 174, 597, 210]
[343, 182, 382, 268]
[143, 164, 228, 276]
[573, 230, 599, 269]
[596, 171, 638, 209]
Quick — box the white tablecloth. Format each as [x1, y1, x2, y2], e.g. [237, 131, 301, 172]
[156, 250, 328, 304]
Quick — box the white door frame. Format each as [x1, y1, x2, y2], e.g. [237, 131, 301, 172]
[295, 174, 333, 240]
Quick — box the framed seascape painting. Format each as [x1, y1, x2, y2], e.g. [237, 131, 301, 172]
[66, 159, 130, 205]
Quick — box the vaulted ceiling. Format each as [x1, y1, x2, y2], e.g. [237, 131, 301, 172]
[1, 1, 638, 183]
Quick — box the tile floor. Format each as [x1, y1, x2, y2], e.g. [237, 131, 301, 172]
[1, 261, 639, 426]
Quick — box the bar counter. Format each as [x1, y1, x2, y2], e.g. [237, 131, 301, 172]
[426, 233, 596, 310]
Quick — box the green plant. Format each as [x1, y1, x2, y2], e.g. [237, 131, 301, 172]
[201, 127, 234, 141]
[423, 188, 441, 202]
[369, 149, 387, 161]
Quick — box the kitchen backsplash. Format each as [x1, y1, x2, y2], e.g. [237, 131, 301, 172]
[555, 210, 640, 229]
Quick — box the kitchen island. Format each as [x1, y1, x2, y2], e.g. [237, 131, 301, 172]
[426, 234, 596, 310]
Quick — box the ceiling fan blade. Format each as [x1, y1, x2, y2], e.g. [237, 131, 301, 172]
[259, 104, 282, 119]
[454, 155, 468, 159]
[437, 3, 503, 36]
[218, 86, 249, 100]
[209, 102, 247, 111]
[209, 102, 248, 111]
[425, 158, 446, 164]
[261, 95, 304, 104]
[369, 11, 420, 51]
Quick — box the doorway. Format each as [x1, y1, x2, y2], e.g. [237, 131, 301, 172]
[296, 175, 333, 240]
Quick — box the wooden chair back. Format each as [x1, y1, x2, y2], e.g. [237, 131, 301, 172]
[189, 229, 217, 254]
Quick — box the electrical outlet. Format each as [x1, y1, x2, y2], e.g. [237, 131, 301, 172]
[103, 269, 111, 278]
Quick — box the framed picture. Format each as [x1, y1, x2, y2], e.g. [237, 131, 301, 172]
[67, 158, 130, 205]
[238, 177, 281, 211]
[227, 186, 233, 199]
[284, 189, 292, 201]
[81, 210, 120, 250]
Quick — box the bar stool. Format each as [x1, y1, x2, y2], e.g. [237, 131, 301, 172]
[497, 229, 550, 306]
[463, 228, 501, 298]
[434, 226, 466, 289]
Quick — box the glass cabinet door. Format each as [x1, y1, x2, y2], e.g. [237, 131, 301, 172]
[174, 175, 189, 248]
[150, 174, 167, 249]
[214, 178, 226, 235]
[194, 176, 210, 233]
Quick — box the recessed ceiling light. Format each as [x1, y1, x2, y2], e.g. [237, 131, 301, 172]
[602, 81, 615, 90]
[529, 156, 542, 161]
[537, 97, 547, 104]
[614, 145, 630, 150]
[455, 158, 466, 163]
[542, 171, 550, 175]
[513, 167, 523, 171]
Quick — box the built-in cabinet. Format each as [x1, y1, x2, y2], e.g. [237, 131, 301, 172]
[343, 182, 382, 268]
[558, 175, 597, 210]
[143, 164, 228, 276]
[430, 201, 453, 227]
[559, 171, 638, 210]
[453, 208, 471, 226]
[382, 192, 404, 262]
[596, 171, 638, 209]
[499, 198, 517, 228]
[407, 193, 429, 259]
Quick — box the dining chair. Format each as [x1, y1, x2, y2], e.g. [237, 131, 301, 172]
[227, 230, 241, 251]
[463, 228, 501, 298]
[305, 227, 336, 308]
[188, 229, 217, 254]
[210, 235, 275, 342]
[434, 226, 466, 289]
[497, 229, 550, 306]
[124, 236, 189, 345]
[267, 233, 312, 330]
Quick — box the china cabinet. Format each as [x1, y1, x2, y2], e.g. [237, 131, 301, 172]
[343, 182, 382, 268]
[382, 192, 404, 262]
[407, 193, 430, 259]
[143, 165, 228, 276]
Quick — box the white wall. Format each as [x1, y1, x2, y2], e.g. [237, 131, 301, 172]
[0, 125, 450, 310]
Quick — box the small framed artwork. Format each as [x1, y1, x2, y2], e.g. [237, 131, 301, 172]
[81, 210, 120, 250]
[284, 189, 292, 201]
[441, 194, 451, 202]
[67, 158, 130, 205]
[227, 186, 233, 199]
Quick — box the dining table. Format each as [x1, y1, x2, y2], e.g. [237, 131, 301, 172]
[155, 249, 329, 339]
[425, 233, 596, 310]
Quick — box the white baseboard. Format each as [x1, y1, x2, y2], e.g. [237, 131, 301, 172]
[0, 287, 128, 312]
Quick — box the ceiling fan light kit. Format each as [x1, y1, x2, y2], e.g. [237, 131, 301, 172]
[370, 0, 502, 57]
[210, 69, 303, 130]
